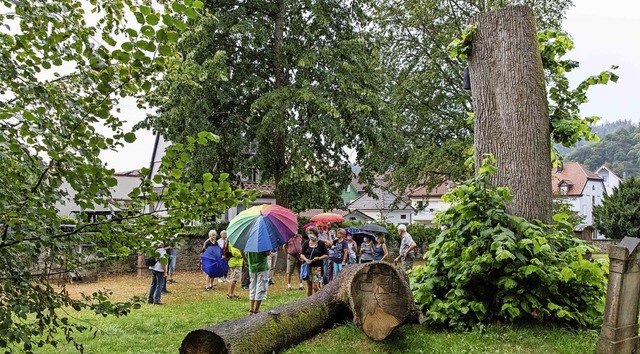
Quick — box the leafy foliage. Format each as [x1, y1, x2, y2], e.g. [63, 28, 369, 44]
[142, 0, 399, 211]
[373, 0, 574, 196]
[552, 199, 585, 228]
[538, 29, 618, 163]
[410, 159, 607, 330]
[0, 1, 257, 352]
[565, 124, 640, 178]
[593, 177, 640, 239]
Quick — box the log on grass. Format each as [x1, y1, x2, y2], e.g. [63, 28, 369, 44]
[180, 262, 422, 354]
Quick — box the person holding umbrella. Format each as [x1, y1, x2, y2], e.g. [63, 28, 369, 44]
[201, 230, 218, 291]
[225, 204, 300, 311]
[300, 227, 329, 296]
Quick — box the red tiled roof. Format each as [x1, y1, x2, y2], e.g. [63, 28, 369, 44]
[551, 162, 602, 196]
[409, 181, 456, 197]
[241, 181, 276, 197]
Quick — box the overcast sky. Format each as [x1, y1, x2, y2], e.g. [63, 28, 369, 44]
[102, 1, 640, 172]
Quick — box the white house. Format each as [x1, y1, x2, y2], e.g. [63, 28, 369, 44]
[595, 165, 624, 195]
[55, 170, 143, 219]
[345, 187, 414, 225]
[146, 133, 276, 222]
[551, 162, 606, 226]
[408, 181, 455, 227]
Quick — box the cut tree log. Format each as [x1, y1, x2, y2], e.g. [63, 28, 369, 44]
[180, 262, 422, 354]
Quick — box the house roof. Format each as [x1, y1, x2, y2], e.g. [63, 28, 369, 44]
[409, 180, 456, 198]
[595, 165, 623, 180]
[347, 187, 413, 211]
[241, 181, 276, 197]
[114, 170, 142, 177]
[344, 209, 375, 221]
[551, 162, 602, 196]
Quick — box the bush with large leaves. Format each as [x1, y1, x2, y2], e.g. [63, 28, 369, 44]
[410, 161, 607, 330]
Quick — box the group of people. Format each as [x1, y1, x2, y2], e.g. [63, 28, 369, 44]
[147, 223, 418, 310]
[284, 224, 416, 297]
[200, 229, 275, 315]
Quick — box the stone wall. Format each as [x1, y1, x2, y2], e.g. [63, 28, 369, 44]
[590, 239, 619, 254]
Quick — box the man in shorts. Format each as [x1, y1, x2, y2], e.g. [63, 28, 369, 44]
[246, 250, 270, 315]
[283, 233, 304, 290]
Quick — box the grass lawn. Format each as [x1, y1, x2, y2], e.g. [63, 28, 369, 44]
[35, 269, 600, 354]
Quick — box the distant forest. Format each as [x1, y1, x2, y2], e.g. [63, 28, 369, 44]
[557, 120, 640, 177]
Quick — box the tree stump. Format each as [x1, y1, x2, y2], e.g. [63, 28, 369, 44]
[469, 5, 552, 223]
[180, 262, 422, 354]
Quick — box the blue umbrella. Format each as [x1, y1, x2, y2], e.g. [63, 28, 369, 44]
[201, 245, 228, 278]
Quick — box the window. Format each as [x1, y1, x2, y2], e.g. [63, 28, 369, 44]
[346, 185, 352, 193]
[592, 196, 595, 205]
[350, 217, 357, 221]
[592, 185, 595, 190]
[429, 208, 435, 212]
[400, 214, 407, 220]
[560, 184, 569, 195]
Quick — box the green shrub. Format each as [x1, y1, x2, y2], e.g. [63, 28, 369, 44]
[410, 163, 607, 330]
[594, 177, 640, 239]
[407, 224, 440, 245]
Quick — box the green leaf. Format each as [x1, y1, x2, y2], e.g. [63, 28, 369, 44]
[121, 42, 134, 52]
[184, 7, 199, 19]
[173, 19, 187, 31]
[134, 12, 145, 24]
[146, 14, 159, 26]
[158, 44, 172, 56]
[124, 133, 137, 143]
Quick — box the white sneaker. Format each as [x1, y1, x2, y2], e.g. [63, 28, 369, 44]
[217, 278, 224, 283]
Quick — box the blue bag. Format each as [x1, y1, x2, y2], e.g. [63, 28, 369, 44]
[300, 247, 315, 280]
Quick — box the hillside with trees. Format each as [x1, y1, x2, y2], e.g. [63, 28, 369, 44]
[564, 123, 640, 177]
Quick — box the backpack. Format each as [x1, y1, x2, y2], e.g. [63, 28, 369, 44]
[145, 256, 157, 267]
[222, 241, 233, 260]
[286, 234, 302, 256]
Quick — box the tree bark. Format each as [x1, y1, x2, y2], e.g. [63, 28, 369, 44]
[469, 5, 552, 223]
[180, 262, 422, 354]
[272, 0, 289, 208]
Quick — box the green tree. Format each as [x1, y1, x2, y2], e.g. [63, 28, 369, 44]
[0, 1, 255, 352]
[372, 0, 619, 196]
[593, 177, 640, 239]
[565, 125, 640, 177]
[142, 0, 399, 211]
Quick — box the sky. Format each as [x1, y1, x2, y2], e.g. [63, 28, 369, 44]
[102, 0, 640, 172]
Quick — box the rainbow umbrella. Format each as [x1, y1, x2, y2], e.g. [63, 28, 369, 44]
[227, 204, 298, 252]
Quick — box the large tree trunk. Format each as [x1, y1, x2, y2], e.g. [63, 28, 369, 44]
[469, 5, 552, 223]
[272, 0, 289, 208]
[180, 262, 422, 354]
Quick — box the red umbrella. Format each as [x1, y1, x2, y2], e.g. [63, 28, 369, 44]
[310, 212, 344, 223]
